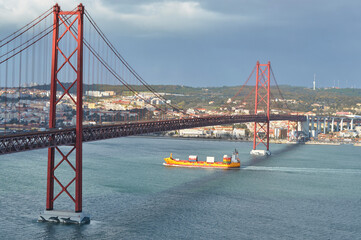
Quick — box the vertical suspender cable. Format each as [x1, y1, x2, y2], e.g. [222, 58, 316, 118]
[18, 34, 22, 129]
[91, 30, 95, 122]
[12, 39, 16, 129]
[32, 27, 35, 85]
[66, 23, 70, 85]
[25, 30, 29, 89]
[100, 36, 103, 85]
[41, 19, 45, 86]
[97, 34, 101, 124]
[86, 23, 90, 125]
[106, 39, 109, 84]
[5, 44, 9, 134]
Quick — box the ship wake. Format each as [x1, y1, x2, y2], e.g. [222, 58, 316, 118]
[242, 166, 361, 174]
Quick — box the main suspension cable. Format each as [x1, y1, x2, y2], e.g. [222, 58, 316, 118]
[0, 8, 77, 65]
[84, 40, 169, 114]
[270, 67, 292, 112]
[0, 6, 53, 44]
[84, 10, 187, 114]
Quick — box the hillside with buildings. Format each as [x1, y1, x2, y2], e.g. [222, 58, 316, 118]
[1, 84, 361, 143]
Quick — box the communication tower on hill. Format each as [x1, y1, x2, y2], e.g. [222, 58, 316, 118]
[313, 74, 316, 90]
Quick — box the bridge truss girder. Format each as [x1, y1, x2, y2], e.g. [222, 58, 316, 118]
[0, 114, 305, 155]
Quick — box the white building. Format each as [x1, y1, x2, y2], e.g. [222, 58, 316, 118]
[179, 129, 205, 137]
[85, 90, 115, 97]
[150, 98, 165, 105]
[339, 130, 358, 138]
[233, 129, 246, 138]
[186, 108, 195, 115]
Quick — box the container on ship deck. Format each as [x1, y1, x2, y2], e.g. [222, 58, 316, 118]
[206, 156, 215, 163]
[189, 155, 198, 162]
[223, 155, 231, 164]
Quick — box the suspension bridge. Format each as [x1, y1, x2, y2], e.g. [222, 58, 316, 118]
[0, 4, 306, 223]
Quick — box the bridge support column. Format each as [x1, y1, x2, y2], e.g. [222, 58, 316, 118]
[251, 61, 271, 156]
[327, 119, 330, 133]
[323, 118, 327, 134]
[297, 121, 301, 139]
[336, 120, 339, 132]
[331, 118, 334, 132]
[311, 117, 315, 137]
[45, 3, 59, 213]
[40, 4, 89, 224]
[340, 119, 344, 131]
[301, 117, 310, 139]
[351, 119, 354, 130]
[306, 116, 310, 138]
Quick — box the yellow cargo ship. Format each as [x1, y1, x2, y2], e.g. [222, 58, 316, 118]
[163, 150, 240, 169]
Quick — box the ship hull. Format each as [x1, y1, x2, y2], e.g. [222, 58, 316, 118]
[163, 157, 240, 169]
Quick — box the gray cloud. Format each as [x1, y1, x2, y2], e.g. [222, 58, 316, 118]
[1, 0, 361, 88]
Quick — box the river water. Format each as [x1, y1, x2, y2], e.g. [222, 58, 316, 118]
[0, 137, 361, 239]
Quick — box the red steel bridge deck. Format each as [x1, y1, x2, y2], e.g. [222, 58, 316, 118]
[0, 114, 305, 155]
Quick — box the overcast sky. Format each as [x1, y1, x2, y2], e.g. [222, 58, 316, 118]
[1, 0, 361, 88]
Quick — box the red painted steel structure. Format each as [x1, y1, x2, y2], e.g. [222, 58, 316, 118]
[253, 61, 271, 151]
[46, 4, 84, 212]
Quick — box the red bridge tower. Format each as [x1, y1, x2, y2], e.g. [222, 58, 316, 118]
[250, 61, 271, 156]
[39, 4, 89, 224]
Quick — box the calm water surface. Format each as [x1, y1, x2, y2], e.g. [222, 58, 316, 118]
[1, 137, 361, 239]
